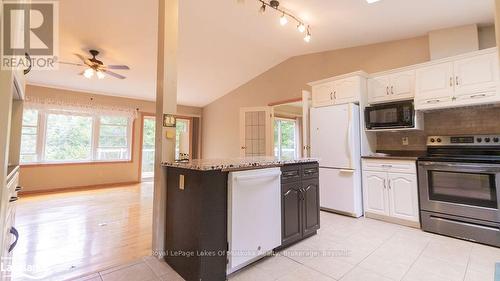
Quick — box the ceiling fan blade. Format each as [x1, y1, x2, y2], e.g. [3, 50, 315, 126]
[104, 70, 126, 79]
[59, 61, 85, 67]
[75, 53, 92, 66]
[106, 65, 130, 70]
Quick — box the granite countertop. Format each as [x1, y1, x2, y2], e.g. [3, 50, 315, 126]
[362, 150, 427, 161]
[162, 156, 318, 171]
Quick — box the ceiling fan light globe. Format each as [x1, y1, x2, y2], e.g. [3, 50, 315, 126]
[83, 68, 94, 79]
[96, 71, 106, 79]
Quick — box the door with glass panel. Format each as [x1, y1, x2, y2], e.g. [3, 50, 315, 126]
[175, 118, 191, 161]
[141, 116, 156, 180]
[239, 107, 273, 157]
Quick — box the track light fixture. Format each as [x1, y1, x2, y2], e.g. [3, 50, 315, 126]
[255, 0, 312, 43]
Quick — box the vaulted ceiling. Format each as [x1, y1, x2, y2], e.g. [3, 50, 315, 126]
[26, 0, 495, 107]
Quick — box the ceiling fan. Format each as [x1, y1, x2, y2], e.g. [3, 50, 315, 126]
[59, 49, 130, 80]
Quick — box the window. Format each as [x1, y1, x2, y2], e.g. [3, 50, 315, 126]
[175, 118, 190, 160]
[45, 113, 93, 162]
[274, 118, 298, 159]
[97, 116, 131, 161]
[20, 109, 39, 163]
[20, 109, 133, 164]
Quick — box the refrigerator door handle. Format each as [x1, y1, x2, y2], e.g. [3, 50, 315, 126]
[346, 106, 353, 169]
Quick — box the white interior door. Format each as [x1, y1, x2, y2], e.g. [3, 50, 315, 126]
[302, 91, 311, 157]
[240, 107, 273, 157]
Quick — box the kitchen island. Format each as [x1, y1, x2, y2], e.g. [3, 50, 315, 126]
[162, 157, 320, 281]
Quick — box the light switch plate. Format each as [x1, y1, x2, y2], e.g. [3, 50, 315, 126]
[402, 137, 409, 146]
[179, 174, 185, 190]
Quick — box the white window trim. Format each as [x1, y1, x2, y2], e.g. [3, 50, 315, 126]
[21, 109, 133, 165]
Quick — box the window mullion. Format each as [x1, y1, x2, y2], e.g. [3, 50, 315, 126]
[92, 116, 100, 161]
[38, 111, 47, 162]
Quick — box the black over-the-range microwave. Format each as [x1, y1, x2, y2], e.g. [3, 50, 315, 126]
[364, 100, 421, 130]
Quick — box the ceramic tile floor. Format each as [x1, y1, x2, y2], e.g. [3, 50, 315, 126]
[72, 212, 500, 281]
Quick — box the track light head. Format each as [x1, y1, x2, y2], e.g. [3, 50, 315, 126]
[269, 0, 280, 8]
[297, 23, 306, 33]
[280, 13, 288, 26]
[259, 2, 266, 13]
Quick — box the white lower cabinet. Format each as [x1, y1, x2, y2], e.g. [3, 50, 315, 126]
[362, 159, 419, 226]
[363, 171, 387, 216]
[387, 173, 418, 222]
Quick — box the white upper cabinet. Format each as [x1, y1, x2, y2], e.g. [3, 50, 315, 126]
[368, 76, 391, 103]
[453, 52, 499, 100]
[391, 71, 415, 100]
[415, 62, 455, 108]
[333, 76, 361, 104]
[311, 82, 334, 108]
[415, 48, 499, 110]
[311, 74, 363, 107]
[368, 70, 415, 104]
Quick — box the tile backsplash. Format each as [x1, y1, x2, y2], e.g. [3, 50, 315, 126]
[376, 105, 500, 151]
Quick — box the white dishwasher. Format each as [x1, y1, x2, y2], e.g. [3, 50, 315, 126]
[227, 167, 282, 274]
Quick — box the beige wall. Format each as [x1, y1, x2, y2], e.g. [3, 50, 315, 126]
[20, 85, 201, 192]
[202, 36, 430, 158]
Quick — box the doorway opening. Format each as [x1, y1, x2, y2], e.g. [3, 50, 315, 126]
[141, 115, 156, 181]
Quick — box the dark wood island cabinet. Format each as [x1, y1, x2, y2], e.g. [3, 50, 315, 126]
[280, 163, 320, 248]
[163, 158, 320, 281]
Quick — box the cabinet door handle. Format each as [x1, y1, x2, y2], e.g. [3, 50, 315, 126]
[388, 179, 391, 189]
[386, 86, 389, 95]
[303, 168, 317, 175]
[333, 91, 336, 99]
[470, 93, 487, 99]
[24, 53, 32, 75]
[390, 86, 394, 95]
[455, 76, 459, 86]
[449, 77, 453, 87]
[15, 186, 22, 192]
[330, 92, 333, 100]
[9, 227, 19, 253]
[383, 179, 387, 189]
[426, 99, 441, 104]
[9, 197, 18, 203]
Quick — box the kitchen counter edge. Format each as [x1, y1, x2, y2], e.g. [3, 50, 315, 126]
[161, 158, 319, 172]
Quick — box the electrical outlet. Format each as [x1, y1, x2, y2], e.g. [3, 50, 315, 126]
[402, 137, 409, 146]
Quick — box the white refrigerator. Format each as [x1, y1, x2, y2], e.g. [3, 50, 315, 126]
[310, 103, 363, 217]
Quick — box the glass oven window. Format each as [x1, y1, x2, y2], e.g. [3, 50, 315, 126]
[428, 171, 497, 208]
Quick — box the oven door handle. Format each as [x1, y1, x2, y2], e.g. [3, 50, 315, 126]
[419, 162, 500, 171]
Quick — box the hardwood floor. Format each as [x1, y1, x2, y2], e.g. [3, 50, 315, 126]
[11, 183, 153, 281]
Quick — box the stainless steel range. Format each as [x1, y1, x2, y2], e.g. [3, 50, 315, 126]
[418, 135, 500, 247]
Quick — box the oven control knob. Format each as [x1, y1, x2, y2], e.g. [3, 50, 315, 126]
[494, 137, 499, 143]
[485, 137, 491, 143]
[477, 137, 482, 143]
[436, 138, 442, 143]
[430, 138, 435, 143]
